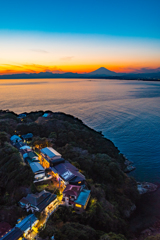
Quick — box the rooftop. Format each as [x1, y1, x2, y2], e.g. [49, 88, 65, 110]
[16, 214, 38, 232]
[74, 189, 91, 206]
[63, 184, 81, 197]
[20, 190, 57, 212]
[54, 161, 85, 183]
[21, 133, 33, 139]
[41, 147, 61, 159]
[10, 135, 22, 142]
[29, 162, 44, 173]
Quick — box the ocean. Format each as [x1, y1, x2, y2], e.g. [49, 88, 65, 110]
[1, 77, 160, 231]
[1, 78, 160, 183]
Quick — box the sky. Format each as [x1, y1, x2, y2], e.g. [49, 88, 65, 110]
[0, 0, 160, 74]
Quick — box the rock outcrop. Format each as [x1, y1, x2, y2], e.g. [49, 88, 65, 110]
[137, 182, 158, 195]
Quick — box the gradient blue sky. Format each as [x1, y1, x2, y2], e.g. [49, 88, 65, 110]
[0, 0, 160, 74]
[1, 0, 160, 38]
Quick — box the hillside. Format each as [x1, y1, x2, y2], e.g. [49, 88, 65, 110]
[0, 110, 140, 239]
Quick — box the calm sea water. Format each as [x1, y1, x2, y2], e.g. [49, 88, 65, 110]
[1, 78, 160, 183]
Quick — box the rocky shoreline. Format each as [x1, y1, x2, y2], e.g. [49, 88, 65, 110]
[123, 155, 136, 173]
[123, 155, 158, 195]
[137, 182, 158, 195]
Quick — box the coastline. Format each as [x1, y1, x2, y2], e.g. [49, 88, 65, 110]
[0, 109, 160, 240]
[0, 77, 160, 81]
[129, 184, 160, 239]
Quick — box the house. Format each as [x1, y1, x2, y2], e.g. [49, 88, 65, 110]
[17, 113, 26, 119]
[15, 214, 38, 236]
[42, 112, 52, 118]
[63, 184, 82, 206]
[40, 147, 62, 168]
[49, 157, 65, 167]
[29, 162, 45, 181]
[53, 161, 86, 185]
[21, 133, 33, 142]
[41, 147, 61, 161]
[74, 189, 91, 213]
[14, 141, 26, 150]
[1, 214, 38, 240]
[62, 185, 91, 213]
[20, 145, 31, 151]
[23, 151, 39, 163]
[19, 190, 58, 215]
[42, 113, 49, 117]
[10, 135, 22, 144]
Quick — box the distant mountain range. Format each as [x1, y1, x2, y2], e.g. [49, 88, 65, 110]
[0, 67, 160, 80]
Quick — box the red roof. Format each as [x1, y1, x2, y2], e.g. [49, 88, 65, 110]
[63, 184, 81, 198]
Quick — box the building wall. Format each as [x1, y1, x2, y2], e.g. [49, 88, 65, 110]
[39, 155, 50, 169]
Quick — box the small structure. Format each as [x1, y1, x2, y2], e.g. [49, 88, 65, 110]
[42, 113, 49, 117]
[41, 147, 61, 160]
[42, 112, 52, 118]
[10, 135, 22, 144]
[23, 151, 39, 163]
[19, 190, 58, 215]
[29, 162, 45, 181]
[40, 147, 62, 169]
[1, 214, 38, 240]
[16, 214, 38, 236]
[63, 184, 82, 207]
[14, 141, 26, 150]
[21, 133, 33, 142]
[53, 161, 85, 185]
[20, 145, 31, 150]
[17, 113, 26, 119]
[74, 189, 91, 213]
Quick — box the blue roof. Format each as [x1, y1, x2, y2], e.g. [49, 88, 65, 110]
[41, 147, 61, 158]
[22, 133, 33, 139]
[42, 113, 49, 117]
[75, 189, 91, 206]
[10, 135, 21, 141]
[29, 162, 44, 173]
[18, 113, 26, 118]
[16, 214, 38, 232]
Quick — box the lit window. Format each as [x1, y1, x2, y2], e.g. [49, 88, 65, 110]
[75, 204, 81, 208]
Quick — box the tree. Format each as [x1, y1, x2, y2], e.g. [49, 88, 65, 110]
[0, 131, 8, 147]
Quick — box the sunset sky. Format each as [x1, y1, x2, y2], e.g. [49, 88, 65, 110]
[0, 0, 160, 74]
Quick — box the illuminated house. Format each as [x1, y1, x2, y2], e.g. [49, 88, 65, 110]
[53, 161, 86, 185]
[40, 147, 62, 169]
[62, 185, 91, 213]
[19, 190, 58, 215]
[29, 162, 45, 182]
[23, 151, 40, 164]
[10, 135, 22, 144]
[21, 133, 33, 142]
[63, 184, 82, 206]
[1, 214, 38, 240]
[74, 189, 91, 213]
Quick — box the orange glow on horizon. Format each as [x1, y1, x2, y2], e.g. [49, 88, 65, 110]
[0, 63, 160, 75]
